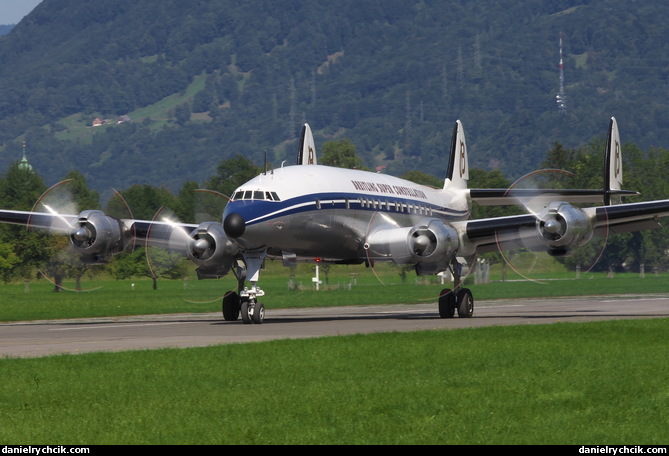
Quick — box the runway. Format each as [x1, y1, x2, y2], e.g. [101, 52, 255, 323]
[2, 294, 669, 358]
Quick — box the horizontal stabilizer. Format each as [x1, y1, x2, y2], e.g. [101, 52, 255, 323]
[470, 188, 637, 206]
[470, 117, 636, 206]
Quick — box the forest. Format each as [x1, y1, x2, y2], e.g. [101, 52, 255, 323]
[1, 0, 669, 284]
[1, 134, 669, 287]
[0, 0, 668, 194]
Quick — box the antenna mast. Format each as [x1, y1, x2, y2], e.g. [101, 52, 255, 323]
[556, 32, 566, 113]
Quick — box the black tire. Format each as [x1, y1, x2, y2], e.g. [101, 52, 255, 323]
[241, 300, 252, 324]
[456, 288, 474, 318]
[222, 291, 240, 321]
[252, 302, 265, 324]
[438, 289, 456, 318]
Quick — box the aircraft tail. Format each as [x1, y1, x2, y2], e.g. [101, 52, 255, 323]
[603, 117, 623, 205]
[444, 120, 469, 190]
[296, 123, 317, 165]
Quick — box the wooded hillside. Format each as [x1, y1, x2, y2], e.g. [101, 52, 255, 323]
[0, 0, 668, 192]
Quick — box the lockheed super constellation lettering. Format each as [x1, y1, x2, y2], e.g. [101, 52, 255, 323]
[350, 180, 427, 199]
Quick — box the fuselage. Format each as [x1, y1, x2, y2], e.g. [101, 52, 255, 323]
[222, 164, 470, 262]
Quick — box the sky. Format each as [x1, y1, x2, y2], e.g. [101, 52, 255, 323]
[0, 0, 43, 25]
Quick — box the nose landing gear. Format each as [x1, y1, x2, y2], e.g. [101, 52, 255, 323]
[221, 251, 267, 324]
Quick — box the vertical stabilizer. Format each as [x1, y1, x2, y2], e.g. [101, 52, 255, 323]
[604, 117, 623, 205]
[444, 120, 469, 190]
[296, 123, 317, 165]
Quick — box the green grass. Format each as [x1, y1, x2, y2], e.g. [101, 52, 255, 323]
[1, 319, 668, 444]
[2, 264, 668, 444]
[2, 262, 669, 322]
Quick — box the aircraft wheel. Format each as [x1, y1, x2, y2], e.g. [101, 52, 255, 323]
[222, 291, 241, 321]
[253, 302, 265, 324]
[438, 289, 456, 318]
[456, 288, 474, 318]
[241, 300, 253, 324]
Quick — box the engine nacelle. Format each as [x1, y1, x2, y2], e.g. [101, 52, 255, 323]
[69, 210, 126, 264]
[535, 202, 593, 256]
[409, 220, 460, 274]
[187, 222, 239, 278]
[365, 220, 459, 274]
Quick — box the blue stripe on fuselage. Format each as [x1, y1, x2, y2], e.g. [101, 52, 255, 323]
[223, 192, 468, 226]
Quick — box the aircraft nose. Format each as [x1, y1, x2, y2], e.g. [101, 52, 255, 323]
[224, 212, 246, 238]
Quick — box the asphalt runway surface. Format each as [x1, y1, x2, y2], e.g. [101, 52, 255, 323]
[2, 294, 669, 358]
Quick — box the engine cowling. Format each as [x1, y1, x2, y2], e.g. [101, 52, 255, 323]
[535, 202, 593, 256]
[365, 219, 459, 273]
[69, 210, 127, 264]
[186, 222, 239, 278]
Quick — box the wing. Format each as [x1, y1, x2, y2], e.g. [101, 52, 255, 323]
[457, 199, 669, 255]
[0, 207, 239, 278]
[0, 208, 197, 247]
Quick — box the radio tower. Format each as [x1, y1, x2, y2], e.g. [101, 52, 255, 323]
[556, 32, 566, 113]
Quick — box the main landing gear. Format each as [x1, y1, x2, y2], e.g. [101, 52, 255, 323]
[438, 257, 474, 319]
[438, 288, 474, 318]
[221, 252, 266, 324]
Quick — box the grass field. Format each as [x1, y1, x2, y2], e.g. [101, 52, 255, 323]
[1, 319, 668, 444]
[1, 260, 668, 322]
[1, 263, 668, 444]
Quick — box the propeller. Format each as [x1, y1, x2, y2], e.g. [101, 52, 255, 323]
[27, 179, 134, 291]
[145, 189, 236, 303]
[494, 169, 609, 283]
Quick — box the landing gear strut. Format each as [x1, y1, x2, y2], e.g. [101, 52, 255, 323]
[438, 258, 474, 319]
[221, 251, 266, 324]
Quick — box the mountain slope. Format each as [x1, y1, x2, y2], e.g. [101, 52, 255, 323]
[0, 0, 668, 192]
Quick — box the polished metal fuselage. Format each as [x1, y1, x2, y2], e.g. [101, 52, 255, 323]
[222, 165, 470, 263]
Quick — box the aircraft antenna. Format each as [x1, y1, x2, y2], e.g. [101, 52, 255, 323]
[556, 32, 567, 113]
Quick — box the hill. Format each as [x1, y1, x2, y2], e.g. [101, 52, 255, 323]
[0, 0, 668, 193]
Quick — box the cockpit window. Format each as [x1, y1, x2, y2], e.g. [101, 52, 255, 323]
[233, 190, 281, 201]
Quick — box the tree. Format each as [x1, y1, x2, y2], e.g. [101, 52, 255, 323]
[320, 139, 368, 170]
[113, 184, 177, 221]
[61, 169, 101, 210]
[110, 247, 187, 290]
[0, 241, 19, 283]
[174, 102, 191, 126]
[401, 170, 442, 188]
[0, 162, 49, 284]
[204, 155, 261, 198]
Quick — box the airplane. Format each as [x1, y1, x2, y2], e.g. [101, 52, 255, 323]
[1, 117, 669, 324]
